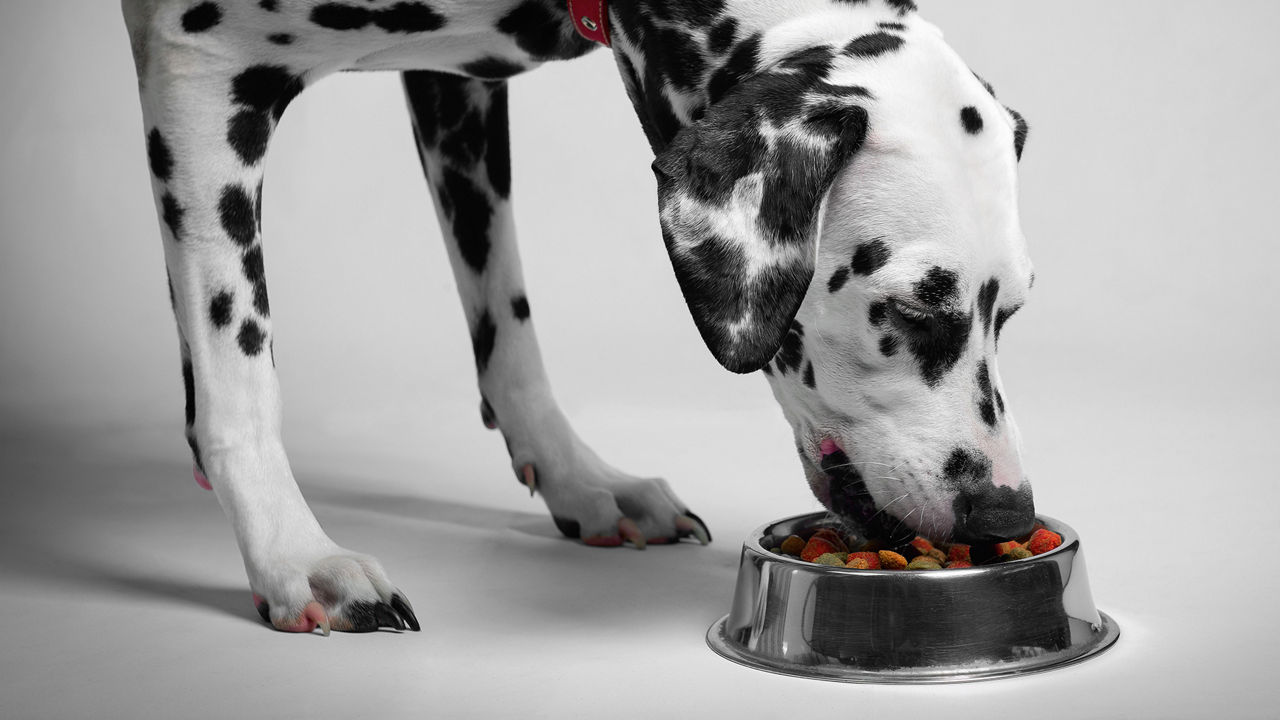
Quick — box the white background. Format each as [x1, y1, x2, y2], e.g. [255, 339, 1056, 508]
[2, 1, 1278, 718]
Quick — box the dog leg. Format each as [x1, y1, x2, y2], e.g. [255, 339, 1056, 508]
[128, 22, 417, 632]
[403, 71, 709, 547]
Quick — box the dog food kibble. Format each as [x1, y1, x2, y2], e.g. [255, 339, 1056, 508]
[907, 556, 943, 570]
[768, 523, 1065, 570]
[780, 535, 806, 555]
[1026, 528, 1063, 555]
[878, 550, 908, 570]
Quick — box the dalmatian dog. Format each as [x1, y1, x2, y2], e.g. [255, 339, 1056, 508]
[121, 0, 1035, 633]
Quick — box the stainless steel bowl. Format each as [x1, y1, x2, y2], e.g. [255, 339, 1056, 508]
[707, 512, 1119, 683]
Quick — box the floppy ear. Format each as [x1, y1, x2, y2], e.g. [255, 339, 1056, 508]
[652, 74, 869, 373]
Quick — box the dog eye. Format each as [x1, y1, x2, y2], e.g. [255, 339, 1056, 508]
[887, 300, 935, 332]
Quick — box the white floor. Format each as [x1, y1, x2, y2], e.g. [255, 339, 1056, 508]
[1, 396, 1275, 719]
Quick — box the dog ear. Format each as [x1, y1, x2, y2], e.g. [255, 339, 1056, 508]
[652, 74, 868, 373]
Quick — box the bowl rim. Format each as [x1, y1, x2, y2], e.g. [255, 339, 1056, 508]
[747, 512, 1077, 574]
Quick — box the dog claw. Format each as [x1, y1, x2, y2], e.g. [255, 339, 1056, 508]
[675, 514, 711, 545]
[480, 397, 497, 430]
[193, 464, 212, 491]
[390, 592, 420, 632]
[618, 517, 646, 550]
[520, 464, 536, 497]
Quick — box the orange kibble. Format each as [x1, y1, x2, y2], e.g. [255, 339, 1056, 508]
[845, 557, 871, 569]
[1026, 528, 1063, 555]
[993, 540, 1022, 556]
[909, 536, 935, 555]
[946, 560, 973, 569]
[878, 550, 908, 570]
[947, 544, 971, 563]
[846, 551, 881, 569]
[801, 536, 838, 562]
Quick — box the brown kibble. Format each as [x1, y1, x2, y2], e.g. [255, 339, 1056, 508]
[926, 548, 948, 564]
[845, 557, 871, 569]
[780, 535, 805, 555]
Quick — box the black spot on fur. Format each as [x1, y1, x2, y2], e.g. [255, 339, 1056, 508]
[878, 22, 906, 31]
[259, 0, 278, 10]
[851, 239, 890, 276]
[960, 106, 984, 134]
[780, 45, 836, 76]
[440, 168, 491, 273]
[995, 389, 1005, 414]
[402, 71, 441, 148]
[843, 32, 903, 59]
[218, 184, 257, 246]
[485, 84, 511, 198]
[879, 334, 898, 357]
[227, 110, 271, 165]
[182, 359, 196, 425]
[162, 192, 185, 240]
[972, 71, 996, 98]
[267, 33, 294, 45]
[976, 360, 996, 427]
[231, 65, 304, 121]
[241, 246, 269, 317]
[903, 310, 972, 386]
[237, 318, 266, 356]
[511, 295, 530, 321]
[209, 290, 234, 328]
[147, 128, 173, 181]
[471, 309, 497, 373]
[977, 278, 999, 335]
[994, 305, 1020, 345]
[440, 110, 486, 167]
[182, 2, 222, 33]
[943, 447, 989, 485]
[914, 266, 960, 308]
[707, 33, 760, 104]
[802, 362, 816, 389]
[1007, 106, 1029, 160]
[658, 28, 705, 91]
[885, 0, 917, 15]
[460, 56, 524, 79]
[761, 362, 774, 376]
[496, 1, 585, 59]
[707, 17, 737, 54]
[311, 1, 446, 33]
[774, 321, 805, 375]
[868, 300, 888, 326]
[828, 266, 851, 293]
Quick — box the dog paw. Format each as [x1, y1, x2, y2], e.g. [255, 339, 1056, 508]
[248, 551, 420, 634]
[520, 462, 711, 549]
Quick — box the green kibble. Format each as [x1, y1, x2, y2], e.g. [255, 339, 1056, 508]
[814, 553, 847, 567]
[1003, 546, 1033, 561]
[769, 547, 783, 554]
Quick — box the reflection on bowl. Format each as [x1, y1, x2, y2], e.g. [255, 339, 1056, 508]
[707, 512, 1119, 683]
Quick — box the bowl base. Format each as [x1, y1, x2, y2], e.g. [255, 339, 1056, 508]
[706, 610, 1119, 684]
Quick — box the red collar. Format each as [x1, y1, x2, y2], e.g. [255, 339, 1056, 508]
[567, 0, 611, 47]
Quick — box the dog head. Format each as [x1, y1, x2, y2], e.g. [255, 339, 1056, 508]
[653, 20, 1034, 543]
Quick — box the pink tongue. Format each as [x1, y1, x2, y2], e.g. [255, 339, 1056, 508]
[820, 437, 843, 458]
[193, 465, 212, 491]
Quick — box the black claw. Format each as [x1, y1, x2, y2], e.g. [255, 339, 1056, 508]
[552, 515, 581, 539]
[374, 602, 405, 631]
[391, 593, 420, 632]
[254, 599, 271, 623]
[685, 510, 712, 543]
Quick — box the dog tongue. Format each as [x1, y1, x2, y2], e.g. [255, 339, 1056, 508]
[820, 437, 843, 458]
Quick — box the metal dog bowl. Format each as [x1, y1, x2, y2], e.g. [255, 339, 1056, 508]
[706, 512, 1119, 683]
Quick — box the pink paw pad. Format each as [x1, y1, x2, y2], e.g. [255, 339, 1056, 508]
[193, 465, 212, 491]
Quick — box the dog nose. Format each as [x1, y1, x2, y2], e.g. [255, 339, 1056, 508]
[952, 482, 1035, 543]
